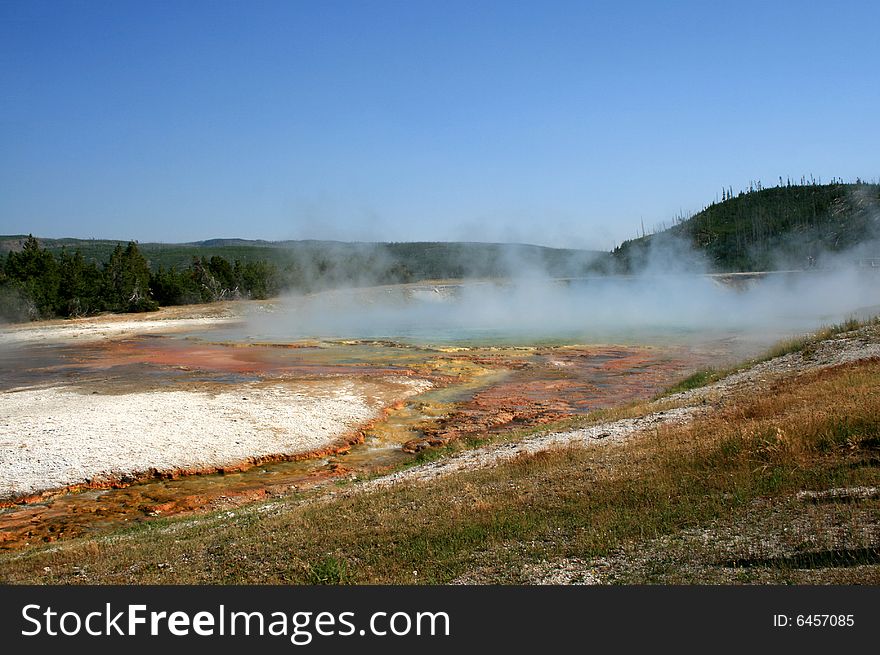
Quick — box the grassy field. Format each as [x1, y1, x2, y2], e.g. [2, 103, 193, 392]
[2, 329, 879, 584]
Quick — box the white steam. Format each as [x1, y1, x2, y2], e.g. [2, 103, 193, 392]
[240, 266, 880, 349]
[239, 201, 880, 350]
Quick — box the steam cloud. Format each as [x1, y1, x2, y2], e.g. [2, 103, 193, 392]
[235, 189, 880, 352]
[239, 238, 880, 352]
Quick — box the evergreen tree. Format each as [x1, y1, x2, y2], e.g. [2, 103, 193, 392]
[58, 247, 103, 316]
[103, 242, 158, 312]
[150, 265, 198, 306]
[239, 260, 278, 299]
[207, 255, 236, 295]
[3, 235, 60, 318]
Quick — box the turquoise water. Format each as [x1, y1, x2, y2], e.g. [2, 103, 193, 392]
[189, 273, 880, 348]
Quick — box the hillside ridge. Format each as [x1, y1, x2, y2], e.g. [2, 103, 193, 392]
[613, 182, 880, 272]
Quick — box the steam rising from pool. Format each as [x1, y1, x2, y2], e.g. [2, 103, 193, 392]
[233, 267, 880, 347]
[205, 223, 880, 348]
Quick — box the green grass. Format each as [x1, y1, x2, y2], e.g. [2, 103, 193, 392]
[306, 556, 350, 585]
[763, 317, 864, 358]
[663, 369, 718, 395]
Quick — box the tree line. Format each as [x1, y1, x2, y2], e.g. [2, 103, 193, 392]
[0, 236, 279, 321]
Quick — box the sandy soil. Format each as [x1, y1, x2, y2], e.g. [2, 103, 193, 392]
[0, 376, 431, 502]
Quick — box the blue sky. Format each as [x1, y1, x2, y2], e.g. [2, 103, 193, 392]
[1, 0, 878, 250]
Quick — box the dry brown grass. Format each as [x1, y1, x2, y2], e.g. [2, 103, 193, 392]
[2, 358, 879, 585]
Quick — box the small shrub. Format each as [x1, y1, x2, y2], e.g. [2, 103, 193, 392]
[307, 556, 349, 585]
[664, 369, 717, 395]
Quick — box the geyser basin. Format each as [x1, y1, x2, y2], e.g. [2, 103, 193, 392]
[2, 269, 878, 548]
[0, 335, 703, 548]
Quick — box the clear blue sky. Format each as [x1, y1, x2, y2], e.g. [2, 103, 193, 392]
[2, 0, 878, 250]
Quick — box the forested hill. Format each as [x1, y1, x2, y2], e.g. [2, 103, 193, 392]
[612, 182, 880, 272]
[0, 237, 608, 320]
[0, 238, 606, 285]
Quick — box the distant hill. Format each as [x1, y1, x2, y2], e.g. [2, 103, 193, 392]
[612, 183, 880, 272]
[0, 236, 608, 288]
[7, 181, 878, 284]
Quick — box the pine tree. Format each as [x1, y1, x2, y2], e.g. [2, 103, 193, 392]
[3, 235, 60, 318]
[103, 242, 157, 312]
[58, 247, 102, 316]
